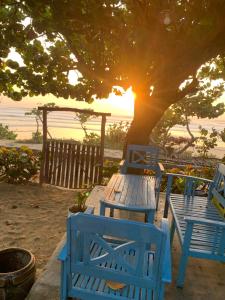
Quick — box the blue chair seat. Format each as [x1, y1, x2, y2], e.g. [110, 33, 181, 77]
[69, 241, 155, 300]
[164, 165, 225, 287]
[170, 194, 224, 254]
[59, 212, 171, 299]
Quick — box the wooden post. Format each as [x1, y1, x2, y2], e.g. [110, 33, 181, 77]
[99, 115, 106, 184]
[40, 109, 47, 185]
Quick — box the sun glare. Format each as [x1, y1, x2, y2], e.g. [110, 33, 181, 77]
[106, 87, 135, 115]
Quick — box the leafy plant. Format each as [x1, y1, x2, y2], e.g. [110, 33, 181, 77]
[103, 160, 119, 179]
[31, 131, 43, 143]
[83, 132, 101, 145]
[105, 121, 130, 149]
[75, 190, 90, 211]
[0, 123, 17, 140]
[2, 2, 225, 148]
[0, 146, 39, 184]
[81, 120, 130, 150]
[161, 165, 214, 194]
[25, 102, 56, 142]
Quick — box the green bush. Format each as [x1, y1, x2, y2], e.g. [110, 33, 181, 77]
[161, 165, 214, 194]
[82, 121, 130, 150]
[0, 146, 40, 184]
[0, 123, 17, 140]
[103, 160, 119, 179]
[31, 131, 43, 143]
[105, 121, 130, 149]
[83, 132, 101, 145]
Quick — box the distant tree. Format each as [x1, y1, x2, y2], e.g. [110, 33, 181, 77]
[74, 109, 96, 137]
[0, 123, 17, 140]
[25, 102, 55, 142]
[1, 1, 225, 147]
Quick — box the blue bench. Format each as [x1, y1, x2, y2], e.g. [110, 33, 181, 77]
[164, 163, 225, 288]
[120, 144, 164, 209]
[58, 210, 171, 300]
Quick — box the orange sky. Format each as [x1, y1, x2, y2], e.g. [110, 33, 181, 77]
[0, 89, 134, 117]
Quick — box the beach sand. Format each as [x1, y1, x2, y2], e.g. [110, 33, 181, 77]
[0, 182, 76, 277]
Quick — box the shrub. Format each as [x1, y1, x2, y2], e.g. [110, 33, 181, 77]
[0, 123, 17, 140]
[82, 121, 130, 150]
[0, 146, 40, 184]
[31, 131, 43, 143]
[105, 121, 130, 149]
[161, 165, 214, 194]
[83, 132, 101, 145]
[103, 160, 119, 179]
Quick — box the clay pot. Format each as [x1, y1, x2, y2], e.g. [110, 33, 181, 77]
[68, 205, 86, 217]
[0, 248, 36, 300]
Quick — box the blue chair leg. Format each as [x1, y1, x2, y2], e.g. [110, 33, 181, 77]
[177, 251, 189, 288]
[159, 282, 165, 300]
[177, 222, 193, 287]
[146, 211, 154, 223]
[170, 217, 175, 245]
[99, 201, 106, 216]
[60, 261, 67, 300]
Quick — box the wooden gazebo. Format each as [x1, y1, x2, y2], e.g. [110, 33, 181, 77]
[38, 106, 111, 189]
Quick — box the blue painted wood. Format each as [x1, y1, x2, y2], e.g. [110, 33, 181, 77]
[58, 212, 171, 300]
[100, 174, 156, 224]
[164, 164, 225, 288]
[119, 144, 164, 209]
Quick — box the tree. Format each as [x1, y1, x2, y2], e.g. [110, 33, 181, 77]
[74, 109, 96, 137]
[25, 102, 55, 142]
[0, 123, 17, 140]
[151, 76, 225, 156]
[1, 1, 225, 146]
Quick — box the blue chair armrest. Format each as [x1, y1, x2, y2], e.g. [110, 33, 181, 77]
[166, 173, 213, 184]
[184, 216, 225, 228]
[164, 173, 213, 218]
[58, 206, 94, 262]
[160, 218, 172, 283]
[58, 243, 67, 262]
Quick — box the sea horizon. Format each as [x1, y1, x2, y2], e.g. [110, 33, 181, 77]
[1, 95, 225, 158]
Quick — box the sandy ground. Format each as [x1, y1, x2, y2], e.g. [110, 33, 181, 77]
[0, 182, 76, 277]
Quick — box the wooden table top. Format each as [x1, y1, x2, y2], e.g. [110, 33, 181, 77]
[103, 174, 156, 211]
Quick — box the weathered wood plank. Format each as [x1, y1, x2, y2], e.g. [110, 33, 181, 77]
[65, 143, 72, 188]
[60, 142, 68, 187]
[52, 141, 59, 185]
[69, 143, 76, 189]
[56, 141, 63, 186]
[84, 145, 91, 186]
[48, 140, 55, 184]
[79, 144, 86, 188]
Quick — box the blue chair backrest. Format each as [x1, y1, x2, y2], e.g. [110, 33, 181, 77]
[125, 144, 159, 171]
[67, 213, 166, 289]
[211, 164, 225, 218]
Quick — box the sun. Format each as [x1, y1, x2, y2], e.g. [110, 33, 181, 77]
[106, 87, 135, 116]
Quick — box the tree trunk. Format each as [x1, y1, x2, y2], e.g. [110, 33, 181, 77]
[124, 92, 172, 156]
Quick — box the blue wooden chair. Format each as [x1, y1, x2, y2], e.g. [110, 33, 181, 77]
[58, 212, 171, 300]
[120, 144, 164, 209]
[164, 163, 225, 288]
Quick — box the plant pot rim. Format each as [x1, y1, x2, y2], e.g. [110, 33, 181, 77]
[0, 247, 35, 276]
[68, 205, 87, 214]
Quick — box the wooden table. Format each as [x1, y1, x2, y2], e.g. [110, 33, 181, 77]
[100, 174, 156, 223]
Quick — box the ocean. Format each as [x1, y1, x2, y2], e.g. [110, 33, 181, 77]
[0, 96, 225, 158]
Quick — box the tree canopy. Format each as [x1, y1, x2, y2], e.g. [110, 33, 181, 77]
[1, 0, 225, 145]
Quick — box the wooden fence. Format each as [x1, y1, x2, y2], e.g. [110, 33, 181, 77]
[42, 140, 102, 189]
